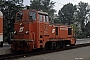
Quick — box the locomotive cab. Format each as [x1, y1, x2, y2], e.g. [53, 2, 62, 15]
[11, 10, 50, 52]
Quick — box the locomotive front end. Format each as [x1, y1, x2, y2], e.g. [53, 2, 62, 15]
[11, 10, 37, 52]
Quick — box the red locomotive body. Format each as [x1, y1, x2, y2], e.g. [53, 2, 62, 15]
[11, 10, 76, 52]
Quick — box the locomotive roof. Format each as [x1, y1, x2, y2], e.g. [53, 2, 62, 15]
[38, 11, 48, 15]
[0, 11, 3, 17]
[50, 23, 72, 27]
[21, 9, 48, 15]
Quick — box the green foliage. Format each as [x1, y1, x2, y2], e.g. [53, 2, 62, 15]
[30, 0, 42, 10]
[76, 1, 90, 32]
[0, 1, 23, 42]
[13, 0, 23, 4]
[58, 3, 77, 25]
[70, 24, 79, 38]
[85, 21, 90, 37]
[54, 18, 60, 23]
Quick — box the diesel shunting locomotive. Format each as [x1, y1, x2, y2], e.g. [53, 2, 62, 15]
[11, 10, 76, 52]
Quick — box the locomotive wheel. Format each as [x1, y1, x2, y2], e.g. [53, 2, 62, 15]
[0, 42, 3, 47]
[70, 44, 75, 46]
[60, 41, 66, 48]
[60, 42, 63, 48]
[62, 43, 66, 48]
[45, 42, 52, 50]
[55, 42, 60, 49]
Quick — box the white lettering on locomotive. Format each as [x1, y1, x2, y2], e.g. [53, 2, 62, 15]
[52, 29, 55, 33]
[19, 27, 24, 32]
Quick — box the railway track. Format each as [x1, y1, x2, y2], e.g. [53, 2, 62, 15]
[0, 43, 90, 60]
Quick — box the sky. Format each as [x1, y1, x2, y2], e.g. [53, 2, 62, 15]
[23, 0, 90, 13]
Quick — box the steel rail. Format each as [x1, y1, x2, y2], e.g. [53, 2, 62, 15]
[0, 43, 90, 60]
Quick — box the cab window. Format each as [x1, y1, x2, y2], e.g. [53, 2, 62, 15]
[43, 15, 45, 22]
[16, 12, 23, 22]
[44, 15, 49, 22]
[55, 27, 58, 35]
[39, 14, 43, 22]
[29, 11, 36, 20]
[46, 16, 49, 22]
[68, 28, 72, 35]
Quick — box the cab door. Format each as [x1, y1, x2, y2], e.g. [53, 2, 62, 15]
[38, 14, 44, 48]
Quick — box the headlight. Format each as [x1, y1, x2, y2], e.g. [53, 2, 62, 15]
[20, 23, 22, 26]
[26, 31, 29, 34]
[14, 31, 17, 34]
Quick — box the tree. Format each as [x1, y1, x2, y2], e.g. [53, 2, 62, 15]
[30, 0, 43, 10]
[58, 3, 77, 25]
[85, 21, 90, 37]
[70, 24, 79, 38]
[13, 0, 23, 4]
[76, 1, 90, 32]
[0, 1, 23, 42]
[30, 0, 56, 23]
